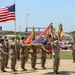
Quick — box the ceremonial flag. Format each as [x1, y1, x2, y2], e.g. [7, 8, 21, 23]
[54, 24, 64, 40]
[49, 24, 54, 40]
[36, 25, 50, 39]
[33, 34, 47, 45]
[25, 27, 35, 44]
[0, 4, 15, 22]
[33, 23, 54, 44]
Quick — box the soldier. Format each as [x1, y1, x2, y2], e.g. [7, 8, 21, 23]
[10, 37, 17, 72]
[39, 45, 47, 69]
[5, 39, 9, 68]
[52, 38, 60, 74]
[29, 44, 38, 70]
[69, 39, 75, 63]
[0, 39, 8, 72]
[20, 37, 29, 71]
[17, 38, 21, 61]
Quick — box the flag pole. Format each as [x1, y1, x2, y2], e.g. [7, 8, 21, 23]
[14, 1, 17, 50]
[14, 1, 16, 39]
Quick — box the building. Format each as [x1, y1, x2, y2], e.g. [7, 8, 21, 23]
[62, 33, 74, 42]
[2, 35, 21, 40]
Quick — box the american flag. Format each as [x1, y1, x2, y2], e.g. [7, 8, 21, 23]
[0, 4, 15, 22]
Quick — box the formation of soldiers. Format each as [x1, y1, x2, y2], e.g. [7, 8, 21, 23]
[0, 37, 47, 72]
[0, 36, 75, 74]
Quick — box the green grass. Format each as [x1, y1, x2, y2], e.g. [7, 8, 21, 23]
[60, 51, 72, 59]
[30, 50, 73, 59]
[9, 50, 73, 59]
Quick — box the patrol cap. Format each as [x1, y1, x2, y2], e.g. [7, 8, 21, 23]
[12, 37, 15, 40]
[21, 37, 25, 40]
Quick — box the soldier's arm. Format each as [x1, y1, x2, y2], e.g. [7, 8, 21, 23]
[68, 41, 74, 45]
[0, 48, 8, 55]
[24, 44, 31, 53]
[51, 40, 58, 47]
[40, 45, 46, 51]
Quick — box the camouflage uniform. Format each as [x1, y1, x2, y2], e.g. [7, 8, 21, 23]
[70, 40, 75, 62]
[17, 40, 21, 61]
[10, 40, 17, 71]
[40, 45, 47, 69]
[0, 42, 7, 72]
[52, 40, 60, 74]
[20, 41, 29, 70]
[5, 40, 9, 68]
[30, 44, 38, 69]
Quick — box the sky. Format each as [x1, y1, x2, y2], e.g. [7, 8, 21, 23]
[0, 0, 75, 32]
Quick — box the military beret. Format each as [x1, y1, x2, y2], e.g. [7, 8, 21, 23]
[21, 37, 25, 40]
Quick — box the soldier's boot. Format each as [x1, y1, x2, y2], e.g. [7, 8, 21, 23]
[73, 61, 75, 63]
[12, 69, 17, 72]
[1, 67, 7, 72]
[32, 67, 37, 70]
[54, 70, 59, 74]
[11, 68, 17, 72]
[41, 66, 47, 69]
[21, 67, 27, 71]
[22, 68, 27, 71]
[1, 70, 7, 72]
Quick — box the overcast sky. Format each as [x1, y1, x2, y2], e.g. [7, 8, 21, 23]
[0, 0, 75, 32]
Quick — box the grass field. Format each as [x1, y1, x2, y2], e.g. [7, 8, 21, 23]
[31, 50, 73, 59]
[60, 50, 72, 59]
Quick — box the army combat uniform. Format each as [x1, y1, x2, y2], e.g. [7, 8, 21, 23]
[0, 42, 8, 72]
[5, 40, 9, 68]
[52, 40, 60, 74]
[40, 45, 47, 69]
[10, 41, 17, 71]
[17, 40, 21, 61]
[29, 44, 38, 69]
[70, 40, 75, 63]
[20, 41, 29, 71]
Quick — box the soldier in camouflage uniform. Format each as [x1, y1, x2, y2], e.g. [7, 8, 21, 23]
[17, 38, 21, 61]
[5, 39, 9, 68]
[0, 39, 8, 72]
[39, 45, 47, 69]
[20, 37, 29, 71]
[52, 39, 60, 74]
[29, 44, 38, 70]
[10, 37, 17, 72]
[69, 39, 75, 63]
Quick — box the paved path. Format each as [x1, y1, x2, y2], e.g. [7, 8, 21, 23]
[0, 59, 75, 75]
